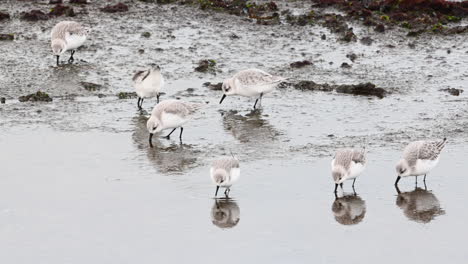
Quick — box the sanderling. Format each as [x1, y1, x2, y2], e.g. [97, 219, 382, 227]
[219, 68, 287, 109]
[395, 138, 446, 186]
[395, 186, 445, 223]
[332, 194, 366, 225]
[211, 199, 240, 229]
[146, 99, 200, 147]
[331, 148, 366, 194]
[51, 21, 89, 66]
[133, 64, 165, 109]
[210, 157, 240, 197]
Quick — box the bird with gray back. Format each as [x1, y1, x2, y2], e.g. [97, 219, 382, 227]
[51, 21, 89, 66]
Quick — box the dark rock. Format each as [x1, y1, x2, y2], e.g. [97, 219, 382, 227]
[407, 29, 425, 37]
[141, 32, 151, 38]
[290, 60, 313, 68]
[18, 91, 52, 102]
[117, 92, 137, 99]
[321, 34, 326, 40]
[335, 82, 386, 98]
[1, 97, 5, 104]
[20, 10, 49, 21]
[80, 82, 103, 91]
[70, 0, 88, 4]
[0, 34, 14, 41]
[203, 82, 223, 91]
[0, 12, 9, 21]
[375, 24, 385, 33]
[341, 29, 357, 42]
[195, 59, 217, 73]
[341, 62, 352, 68]
[360, 36, 373, 45]
[49, 4, 75, 17]
[293, 81, 334, 92]
[440, 88, 463, 96]
[49, 0, 62, 4]
[229, 33, 240, 39]
[346, 53, 357, 62]
[101, 3, 129, 13]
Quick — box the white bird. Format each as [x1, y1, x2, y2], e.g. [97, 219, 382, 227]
[219, 68, 287, 109]
[331, 148, 366, 194]
[133, 64, 165, 109]
[146, 99, 200, 147]
[395, 138, 447, 186]
[51, 21, 89, 66]
[210, 157, 240, 197]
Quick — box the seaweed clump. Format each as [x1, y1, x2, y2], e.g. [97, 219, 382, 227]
[18, 91, 53, 102]
[101, 3, 129, 13]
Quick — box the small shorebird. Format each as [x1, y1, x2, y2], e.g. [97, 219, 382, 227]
[133, 64, 165, 109]
[331, 148, 366, 194]
[395, 138, 447, 186]
[51, 21, 89, 66]
[210, 157, 240, 197]
[146, 99, 200, 147]
[219, 68, 287, 109]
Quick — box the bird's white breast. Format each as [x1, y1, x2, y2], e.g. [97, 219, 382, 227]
[160, 112, 188, 130]
[135, 73, 164, 98]
[347, 162, 365, 180]
[64, 33, 86, 51]
[411, 157, 439, 176]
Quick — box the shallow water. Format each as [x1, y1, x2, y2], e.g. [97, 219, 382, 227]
[0, 1, 467, 263]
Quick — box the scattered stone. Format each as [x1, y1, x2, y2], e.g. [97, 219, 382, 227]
[407, 29, 425, 37]
[18, 91, 52, 102]
[138, 49, 145, 54]
[1, 97, 5, 104]
[375, 24, 385, 33]
[203, 82, 223, 91]
[70, 0, 88, 4]
[101, 3, 129, 13]
[0, 34, 14, 41]
[346, 53, 357, 62]
[49, 4, 75, 17]
[80, 82, 103, 91]
[290, 60, 312, 68]
[335, 82, 386, 98]
[0, 12, 9, 21]
[292, 81, 334, 92]
[408, 42, 416, 48]
[141, 32, 151, 38]
[229, 33, 240, 39]
[20, 10, 49, 21]
[341, 29, 357, 42]
[194, 59, 217, 73]
[49, 0, 62, 4]
[341, 62, 352, 68]
[441, 88, 463, 96]
[321, 34, 326, 40]
[117, 92, 137, 99]
[360, 36, 373, 46]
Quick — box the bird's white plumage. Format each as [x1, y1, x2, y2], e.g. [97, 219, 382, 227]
[160, 112, 188, 130]
[406, 157, 440, 177]
[134, 67, 165, 99]
[64, 33, 87, 51]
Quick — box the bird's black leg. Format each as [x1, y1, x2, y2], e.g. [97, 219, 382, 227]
[334, 184, 338, 194]
[157, 94, 160, 104]
[423, 174, 427, 182]
[253, 98, 259, 109]
[340, 183, 343, 189]
[415, 176, 418, 187]
[68, 50, 75, 64]
[56, 55, 60, 66]
[179, 127, 184, 141]
[163, 128, 177, 139]
[352, 178, 356, 188]
[137, 97, 142, 109]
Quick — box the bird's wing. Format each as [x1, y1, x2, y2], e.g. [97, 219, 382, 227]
[133, 70, 150, 82]
[234, 69, 282, 87]
[334, 149, 354, 170]
[418, 139, 446, 160]
[351, 149, 366, 165]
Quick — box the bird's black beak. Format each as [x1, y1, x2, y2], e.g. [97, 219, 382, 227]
[56, 55, 60, 66]
[219, 94, 227, 104]
[215, 186, 220, 197]
[149, 133, 154, 148]
[395, 176, 401, 186]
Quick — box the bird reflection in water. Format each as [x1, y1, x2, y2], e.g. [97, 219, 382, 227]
[332, 193, 366, 226]
[211, 198, 240, 229]
[131, 114, 201, 174]
[221, 109, 281, 144]
[395, 185, 445, 223]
